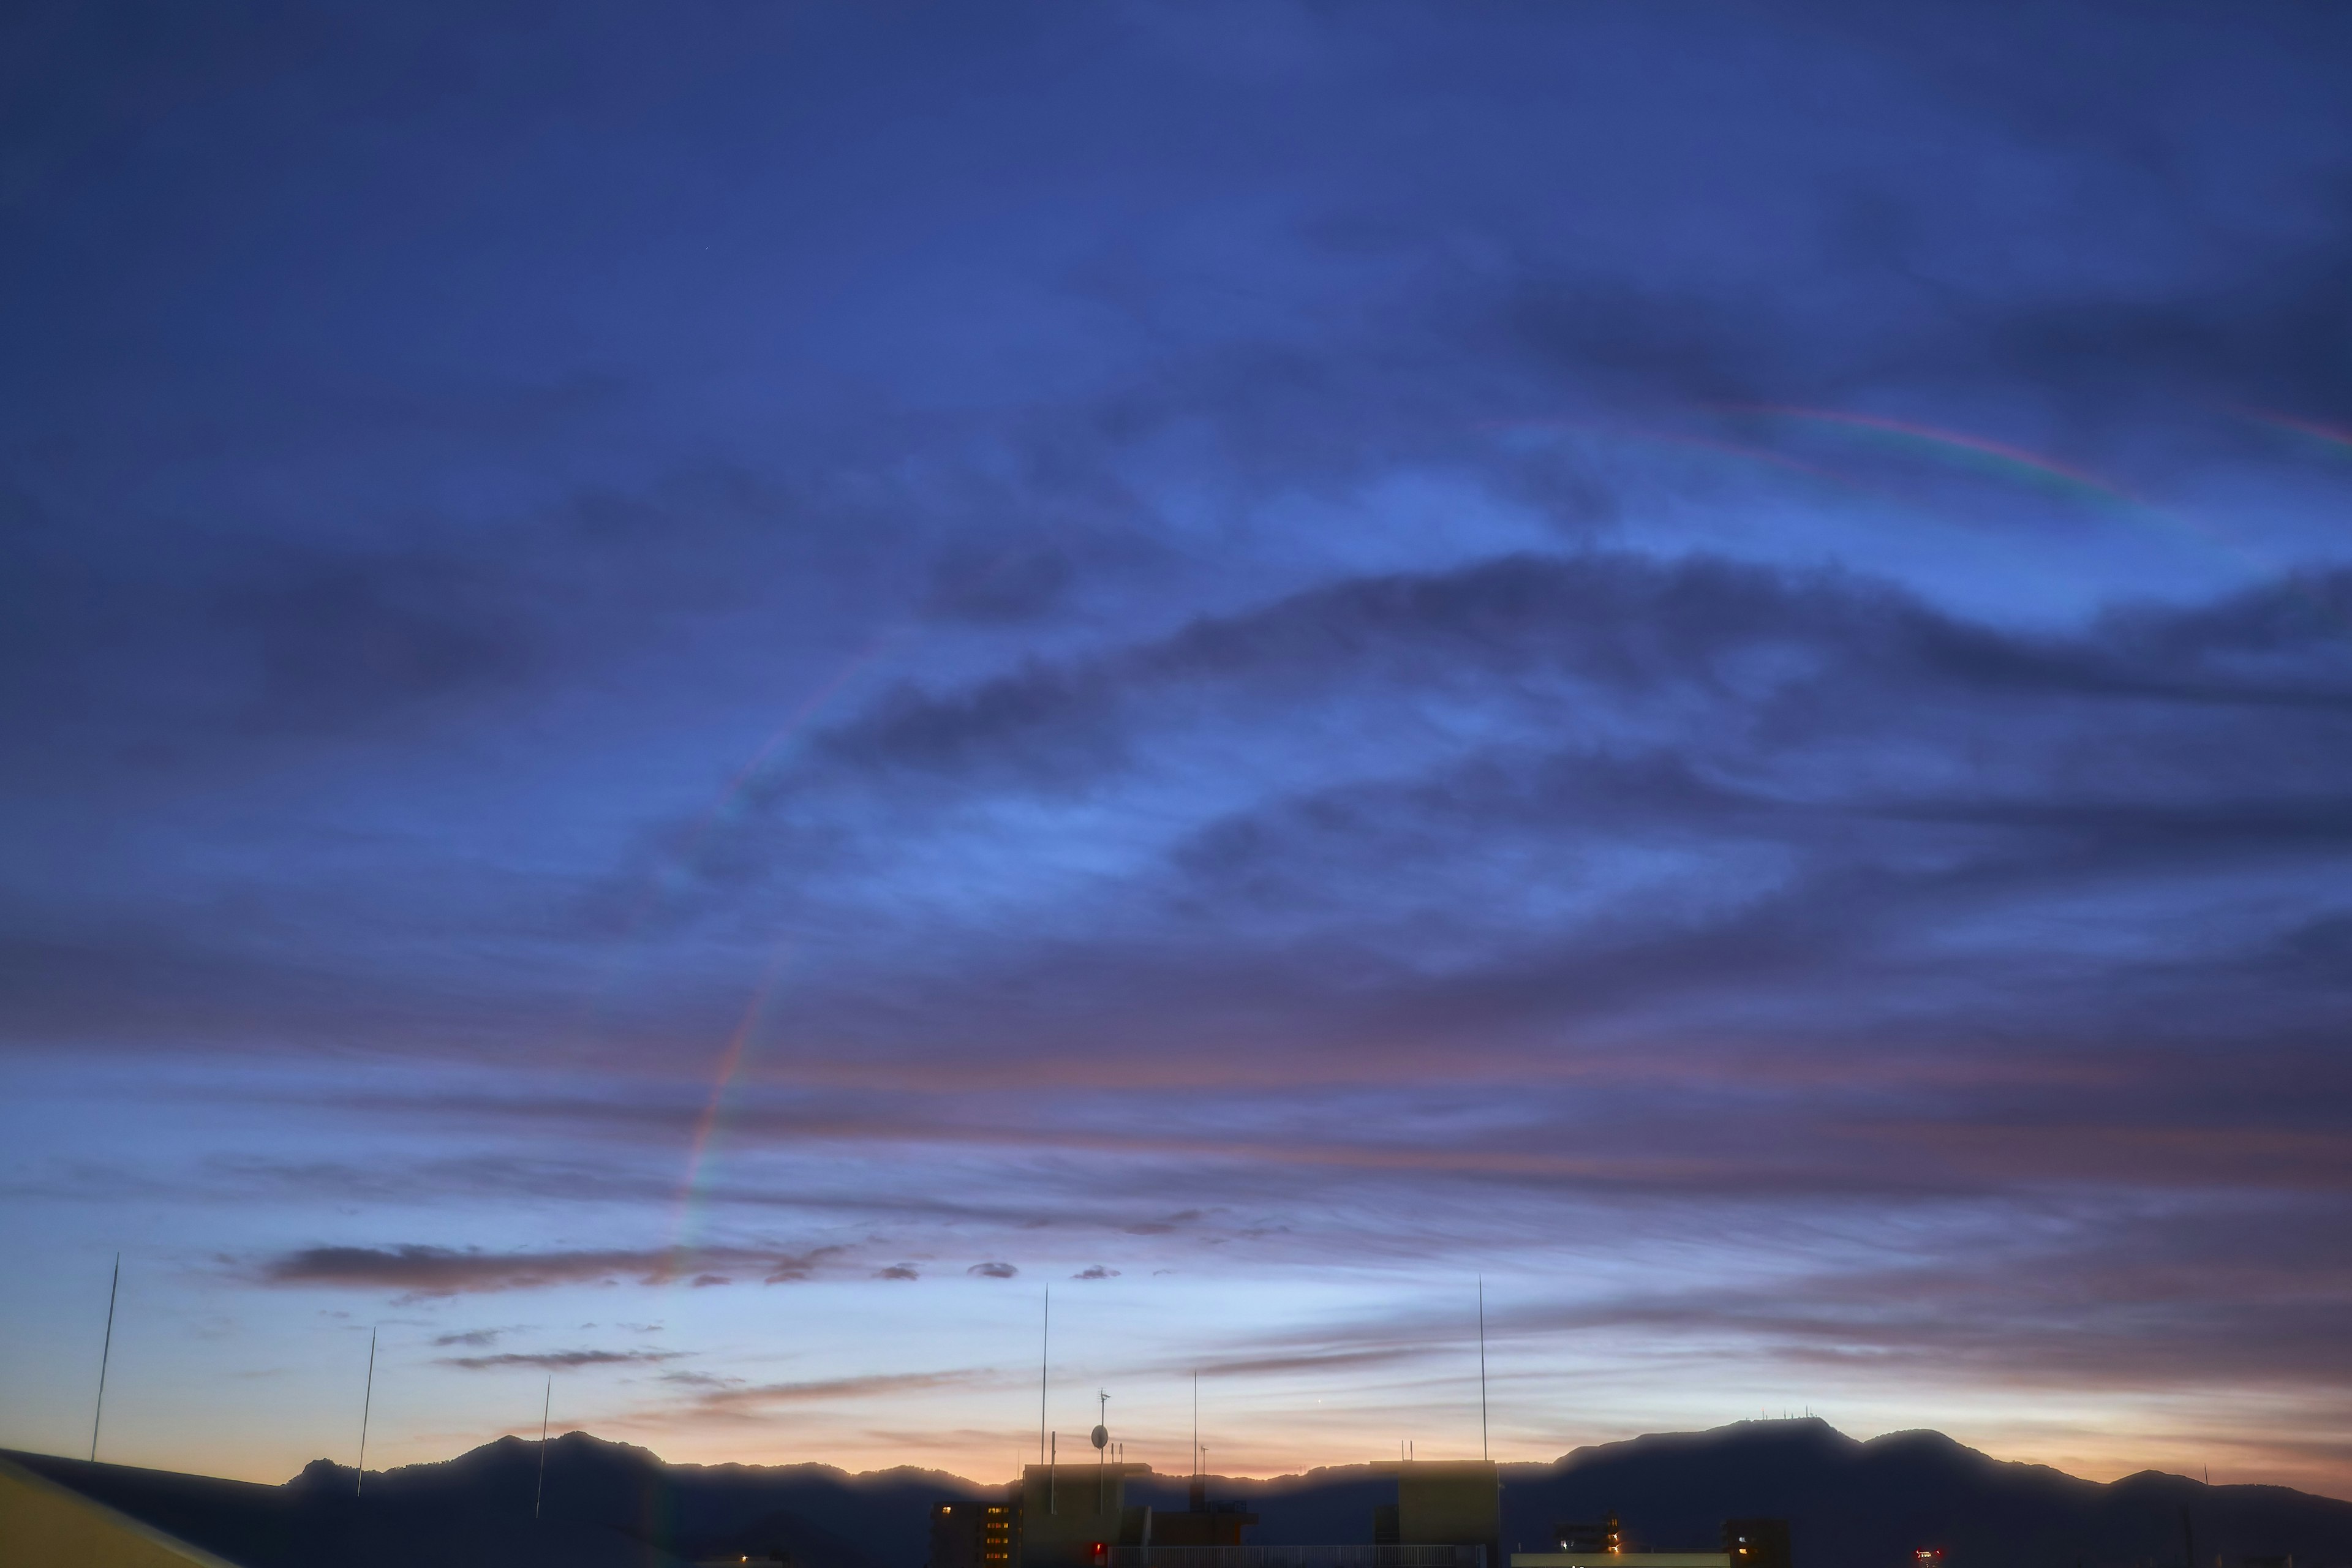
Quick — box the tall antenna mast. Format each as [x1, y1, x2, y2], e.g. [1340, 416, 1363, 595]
[90, 1254, 120, 1463]
[355, 1327, 377, 1498]
[1477, 1277, 1488, 1463]
[535, 1375, 551, 1519]
[1039, 1286, 1050, 1467]
[1095, 1389, 1109, 1512]
[1193, 1370, 1199, 1478]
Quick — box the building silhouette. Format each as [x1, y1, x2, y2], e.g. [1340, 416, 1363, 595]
[934, 1499, 1023, 1568]
[1722, 1520, 1789, 1568]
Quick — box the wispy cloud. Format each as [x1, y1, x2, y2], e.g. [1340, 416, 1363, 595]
[437, 1349, 684, 1371]
[662, 1370, 995, 1421]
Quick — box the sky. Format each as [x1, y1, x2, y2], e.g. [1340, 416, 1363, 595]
[3, 0, 2351, 1499]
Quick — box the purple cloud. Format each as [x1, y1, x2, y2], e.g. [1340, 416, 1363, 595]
[258, 1245, 846, 1297]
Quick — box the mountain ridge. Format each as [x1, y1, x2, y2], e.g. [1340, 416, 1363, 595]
[11, 1417, 2350, 1568]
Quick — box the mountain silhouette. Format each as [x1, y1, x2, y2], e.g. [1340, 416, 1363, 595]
[10, 1419, 2350, 1568]
[1126, 1420, 2351, 1568]
[1471, 1419, 2352, 1568]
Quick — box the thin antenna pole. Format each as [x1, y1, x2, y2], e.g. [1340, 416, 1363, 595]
[535, 1375, 551, 1519]
[91, 1254, 120, 1462]
[1039, 1287, 1050, 1467]
[1477, 1277, 1488, 1463]
[1193, 1371, 1199, 1478]
[355, 1328, 377, 1498]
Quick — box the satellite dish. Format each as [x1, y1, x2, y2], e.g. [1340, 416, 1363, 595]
[1090, 1425, 1109, 1450]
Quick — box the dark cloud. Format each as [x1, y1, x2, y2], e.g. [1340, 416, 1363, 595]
[1191, 1346, 1433, 1380]
[924, 547, 1077, 624]
[767, 552, 2352, 817]
[436, 1348, 683, 1371]
[1072, 1266, 1120, 1280]
[213, 549, 535, 734]
[967, 1262, 1019, 1280]
[657, 1370, 992, 1422]
[657, 1370, 742, 1389]
[257, 1245, 848, 1297]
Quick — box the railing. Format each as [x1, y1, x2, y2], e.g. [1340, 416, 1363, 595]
[1117, 1548, 1486, 1568]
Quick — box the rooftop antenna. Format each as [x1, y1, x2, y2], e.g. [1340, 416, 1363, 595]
[1193, 1370, 1200, 1479]
[90, 1253, 120, 1463]
[1477, 1276, 1489, 1463]
[1038, 1287, 1050, 1467]
[355, 1327, 377, 1498]
[535, 1375, 551, 1519]
[1093, 1389, 1110, 1511]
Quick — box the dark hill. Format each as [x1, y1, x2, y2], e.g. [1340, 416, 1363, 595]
[295, 1431, 971, 1567]
[1479, 1419, 2352, 1568]
[10, 1419, 2351, 1568]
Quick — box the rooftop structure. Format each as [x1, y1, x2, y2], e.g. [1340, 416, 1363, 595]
[1510, 1513, 1789, 1568]
[1552, 1519, 1620, 1556]
[1020, 1462, 1148, 1568]
[1000, 1456, 1500, 1568]
[0, 1452, 239, 1568]
[1376, 1460, 1501, 1568]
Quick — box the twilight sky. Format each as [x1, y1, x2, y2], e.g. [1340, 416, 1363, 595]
[4, 0, 2351, 1498]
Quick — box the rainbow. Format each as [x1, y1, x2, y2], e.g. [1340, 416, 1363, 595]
[1736, 405, 2142, 509]
[641, 546, 1036, 1271]
[2246, 409, 2352, 461]
[665, 938, 799, 1267]
[666, 624, 912, 896]
[1728, 405, 2294, 576]
[1491, 416, 1879, 497]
